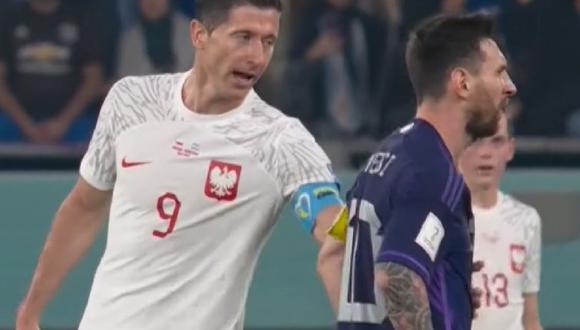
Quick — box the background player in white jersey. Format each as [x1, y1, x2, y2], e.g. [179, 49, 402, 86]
[15, 1, 345, 329]
[460, 112, 543, 330]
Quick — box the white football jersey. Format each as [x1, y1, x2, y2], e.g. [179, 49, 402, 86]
[471, 192, 542, 330]
[78, 72, 335, 330]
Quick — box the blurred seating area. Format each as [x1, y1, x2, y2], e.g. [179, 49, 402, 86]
[1, 0, 580, 169]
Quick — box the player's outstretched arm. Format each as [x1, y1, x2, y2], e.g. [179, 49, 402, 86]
[16, 177, 111, 330]
[317, 232, 344, 313]
[314, 205, 345, 313]
[376, 262, 434, 330]
[523, 293, 543, 330]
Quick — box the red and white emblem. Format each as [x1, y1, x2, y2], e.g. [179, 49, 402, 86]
[509, 244, 526, 274]
[204, 160, 242, 201]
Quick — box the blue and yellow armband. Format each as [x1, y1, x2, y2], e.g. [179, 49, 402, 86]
[292, 182, 343, 234]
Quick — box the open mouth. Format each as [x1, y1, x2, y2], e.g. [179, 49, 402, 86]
[476, 165, 494, 174]
[233, 71, 255, 83]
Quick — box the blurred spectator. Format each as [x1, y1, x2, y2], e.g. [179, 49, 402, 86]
[499, 0, 538, 121]
[286, 0, 386, 137]
[399, 0, 438, 37]
[116, 0, 193, 78]
[118, 0, 196, 31]
[0, 0, 103, 144]
[516, 0, 580, 136]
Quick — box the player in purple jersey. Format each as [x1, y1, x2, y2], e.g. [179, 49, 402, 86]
[321, 12, 517, 330]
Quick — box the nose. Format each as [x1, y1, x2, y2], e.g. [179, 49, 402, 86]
[247, 39, 267, 68]
[505, 74, 517, 97]
[476, 141, 494, 159]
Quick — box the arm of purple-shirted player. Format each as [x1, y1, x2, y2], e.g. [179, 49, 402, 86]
[376, 262, 434, 330]
[374, 202, 438, 330]
[16, 83, 118, 330]
[523, 210, 543, 330]
[373, 169, 452, 330]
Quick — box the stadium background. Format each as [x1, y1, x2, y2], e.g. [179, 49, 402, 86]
[0, 0, 579, 329]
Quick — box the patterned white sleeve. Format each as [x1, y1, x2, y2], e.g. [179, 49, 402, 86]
[275, 119, 336, 197]
[523, 209, 542, 293]
[79, 85, 118, 191]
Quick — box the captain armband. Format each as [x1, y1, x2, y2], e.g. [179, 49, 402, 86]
[291, 182, 344, 233]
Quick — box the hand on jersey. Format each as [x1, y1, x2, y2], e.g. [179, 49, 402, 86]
[471, 260, 485, 319]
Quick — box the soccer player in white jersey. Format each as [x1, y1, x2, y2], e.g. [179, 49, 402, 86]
[15, 1, 346, 329]
[460, 112, 543, 330]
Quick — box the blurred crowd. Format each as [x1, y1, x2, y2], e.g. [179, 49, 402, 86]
[0, 0, 579, 146]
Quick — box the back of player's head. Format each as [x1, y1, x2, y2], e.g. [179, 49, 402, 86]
[406, 12, 500, 104]
[197, 0, 283, 32]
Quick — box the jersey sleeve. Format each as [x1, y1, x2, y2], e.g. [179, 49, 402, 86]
[523, 209, 542, 293]
[79, 84, 119, 190]
[275, 119, 336, 197]
[376, 169, 454, 284]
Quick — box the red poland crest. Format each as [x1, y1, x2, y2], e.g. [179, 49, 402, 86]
[509, 244, 526, 274]
[205, 160, 242, 201]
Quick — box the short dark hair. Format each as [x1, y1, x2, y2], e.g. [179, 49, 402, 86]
[405, 12, 500, 103]
[197, 0, 283, 31]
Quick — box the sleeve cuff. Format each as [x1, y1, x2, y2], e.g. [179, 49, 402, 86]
[79, 170, 114, 191]
[377, 250, 432, 284]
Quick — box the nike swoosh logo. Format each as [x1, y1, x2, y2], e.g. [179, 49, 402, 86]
[121, 157, 151, 168]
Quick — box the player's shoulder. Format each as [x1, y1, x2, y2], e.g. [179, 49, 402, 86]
[380, 120, 455, 201]
[104, 73, 181, 118]
[112, 72, 181, 98]
[500, 192, 541, 225]
[243, 94, 316, 142]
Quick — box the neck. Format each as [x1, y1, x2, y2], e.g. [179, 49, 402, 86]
[416, 98, 470, 166]
[181, 70, 247, 115]
[470, 185, 499, 209]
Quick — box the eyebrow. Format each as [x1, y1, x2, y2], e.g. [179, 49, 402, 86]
[231, 29, 277, 40]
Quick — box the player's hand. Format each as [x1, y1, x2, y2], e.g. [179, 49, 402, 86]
[20, 121, 50, 144]
[471, 286, 483, 318]
[15, 305, 40, 330]
[38, 116, 70, 144]
[471, 260, 485, 319]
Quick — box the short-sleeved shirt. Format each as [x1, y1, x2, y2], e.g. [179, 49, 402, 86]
[0, 2, 100, 119]
[471, 192, 542, 330]
[78, 72, 335, 330]
[338, 119, 474, 330]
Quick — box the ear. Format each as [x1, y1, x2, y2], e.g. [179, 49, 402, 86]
[190, 19, 209, 50]
[450, 67, 471, 100]
[506, 137, 515, 162]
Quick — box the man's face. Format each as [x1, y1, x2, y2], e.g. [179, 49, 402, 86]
[193, 5, 280, 100]
[465, 39, 517, 140]
[460, 114, 514, 190]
